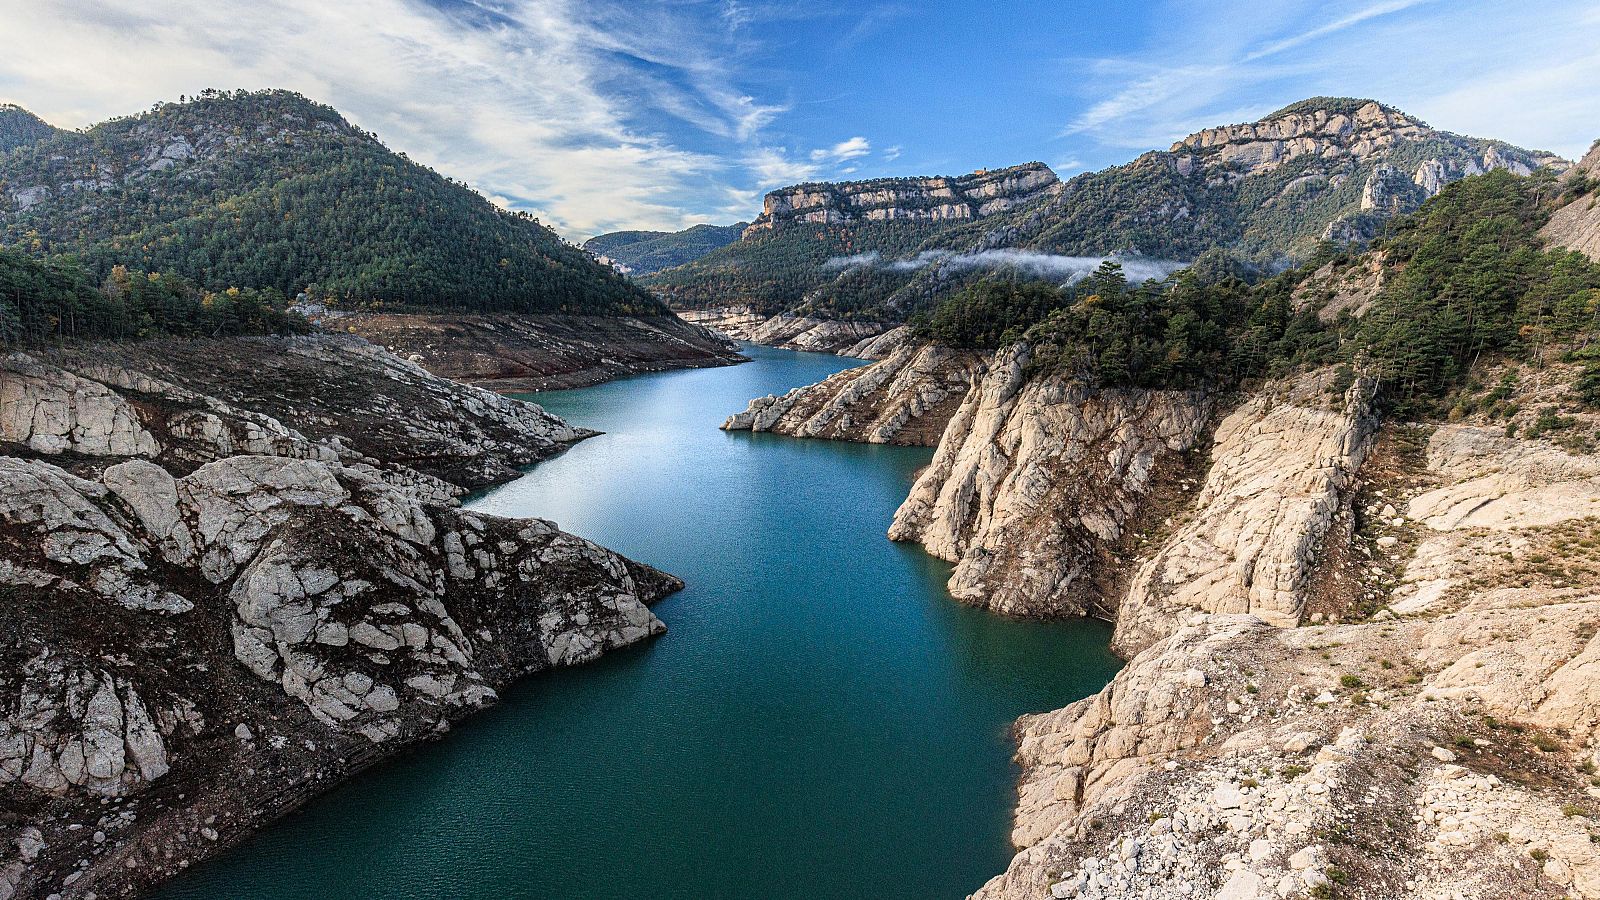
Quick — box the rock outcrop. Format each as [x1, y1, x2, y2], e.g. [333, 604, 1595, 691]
[0, 455, 673, 900]
[0, 335, 680, 899]
[743, 163, 1059, 235]
[1542, 139, 1600, 261]
[976, 389, 1600, 900]
[722, 328, 984, 446]
[1174, 99, 1561, 182]
[887, 344, 1215, 617]
[1111, 369, 1378, 655]
[977, 605, 1600, 900]
[1171, 99, 1566, 245]
[679, 308, 892, 355]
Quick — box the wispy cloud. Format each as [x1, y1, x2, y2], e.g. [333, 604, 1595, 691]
[811, 136, 872, 163]
[746, 147, 822, 187]
[0, 0, 812, 237]
[1054, 0, 1600, 162]
[1240, 0, 1437, 61]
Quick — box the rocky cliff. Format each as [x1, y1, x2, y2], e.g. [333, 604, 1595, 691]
[887, 344, 1215, 617]
[1110, 369, 1379, 655]
[743, 163, 1060, 235]
[0, 336, 678, 899]
[3, 335, 588, 490]
[1541, 140, 1600, 261]
[1173, 99, 1560, 182]
[975, 419, 1600, 900]
[722, 327, 984, 446]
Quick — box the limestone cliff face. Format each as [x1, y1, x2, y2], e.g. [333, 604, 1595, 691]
[887, 344, 1215, 617]
[1541, 139, 1600, 261]
[1175, 102, 1431, 176]
[1174, 100, 1560, 182]
[1110, 369, 1379, 656]
[976, 419, 1600, 900]
[0, 337, 678, 900]
[722, 328, 984, 446]
[743, 162, 1059, 235]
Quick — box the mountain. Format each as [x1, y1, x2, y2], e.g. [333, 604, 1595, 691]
[0, 104, 62, 154]
[648, 98, 1565, 323]
[645, 162, 1060, 317]
[583, 222, 748, 275]
[0, 89, 663, 316]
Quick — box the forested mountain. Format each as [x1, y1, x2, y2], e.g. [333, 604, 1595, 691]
[0, 248, 306, 344]
[583, 223, 748, 276]
[0, 90, 664, 315]
[647, 98, 1566, 323]
[0, 104, 61, 154]
[916, 166, 1600, 416]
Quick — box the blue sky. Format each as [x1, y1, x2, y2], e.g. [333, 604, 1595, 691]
[2, 0, 1598, 238]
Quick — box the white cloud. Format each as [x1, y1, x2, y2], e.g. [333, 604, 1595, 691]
[0, 0, 775, 236]
[747, 138, 881, 189]
[1241, 0, 1437, 61]
[824, 249, 1187, 282]
[811, 136, 872, 163]
[746, 147, 821, 187]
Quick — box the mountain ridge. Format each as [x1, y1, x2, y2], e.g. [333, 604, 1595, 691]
[0, 89, 663, 316]
[645, 97, 1567, 323]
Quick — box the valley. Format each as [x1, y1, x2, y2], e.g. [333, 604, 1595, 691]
[3, 72, 1600, 900]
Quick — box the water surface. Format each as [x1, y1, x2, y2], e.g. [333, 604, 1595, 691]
[158, 344, 1120, 899]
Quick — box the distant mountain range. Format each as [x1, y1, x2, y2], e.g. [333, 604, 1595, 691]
[644, 97, 1567, 322]
[583, 223, 747, 276]
[0, 89, 662, 316]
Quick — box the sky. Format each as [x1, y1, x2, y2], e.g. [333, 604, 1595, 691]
[1, 0, 1598, 240]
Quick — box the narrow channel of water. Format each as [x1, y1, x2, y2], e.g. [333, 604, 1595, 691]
[157, 344, 1121, 899]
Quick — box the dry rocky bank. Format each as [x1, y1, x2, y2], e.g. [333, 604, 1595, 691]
[0, 335, 679, 899]
[327, 310, 745, 391]
[720, 321, 1600, 896]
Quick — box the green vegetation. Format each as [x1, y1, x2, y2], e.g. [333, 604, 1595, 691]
[1265, 97, 1393, 119]
[907, 169, 1600, 415]
[913, 256, 1332, 390]
[0, 104, 61, 154]
[583, 223, 747, 276]
[1, 90, 661, 316]
[0, 250, 306, 345]
[1342, 170, 1600, 407]
[646, 220, 943, 316]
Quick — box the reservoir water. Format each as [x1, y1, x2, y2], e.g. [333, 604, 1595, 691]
[157, 344, 1121, 899]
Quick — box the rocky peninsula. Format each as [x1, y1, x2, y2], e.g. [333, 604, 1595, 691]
[714, 166, 1600, 898]
[0, 335, 678, 899]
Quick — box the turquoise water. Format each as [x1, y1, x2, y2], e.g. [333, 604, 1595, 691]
[157, 345, 1120, 899]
